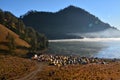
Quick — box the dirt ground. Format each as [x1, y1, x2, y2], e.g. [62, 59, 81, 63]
[34, 61, 120, 80]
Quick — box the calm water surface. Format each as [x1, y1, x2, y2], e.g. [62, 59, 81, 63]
[48, 38, 120, 58]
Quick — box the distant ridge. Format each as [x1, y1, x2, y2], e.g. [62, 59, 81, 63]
[21, 5, 120, 39]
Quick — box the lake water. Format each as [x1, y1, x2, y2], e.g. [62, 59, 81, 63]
[48, 38, 120, 58]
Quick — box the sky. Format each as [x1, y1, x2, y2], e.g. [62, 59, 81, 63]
[0, 0, 120, 29]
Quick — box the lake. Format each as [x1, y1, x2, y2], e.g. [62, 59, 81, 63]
[48, 38, 120, 58]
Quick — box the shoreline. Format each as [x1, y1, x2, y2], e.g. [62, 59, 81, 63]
[32, 54, 120, 67]
[32, 54, 120, 80]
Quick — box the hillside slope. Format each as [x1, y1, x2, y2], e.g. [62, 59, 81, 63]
[0, 24, 30, 55]
[0, 24, 30, 47]
[22, 5, 120, 39]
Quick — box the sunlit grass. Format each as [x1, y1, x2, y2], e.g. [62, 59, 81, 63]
[0, 55, 36, 80]
[35, 62, 120, 80]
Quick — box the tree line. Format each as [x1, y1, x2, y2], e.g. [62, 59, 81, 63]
[0, 9, 48, 53]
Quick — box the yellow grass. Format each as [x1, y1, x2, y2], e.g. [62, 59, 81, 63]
[0, 24, 30, 47]
[0, 55, 37, 80]
[35, 62, 120, 80]
[0, 24, 31, 55]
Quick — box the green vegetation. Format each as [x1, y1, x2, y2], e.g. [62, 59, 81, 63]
[6, 32, 16, 54]
[0, 9, 48, 79]
[24, 27, 48, 52]
[0, 9, 48, 56]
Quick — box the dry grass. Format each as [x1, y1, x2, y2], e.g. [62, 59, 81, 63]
[35, 62, 120, 80]
[0, 24, 30, 56]
[0, 24, 30, 48]
[0, 55, 37, 80]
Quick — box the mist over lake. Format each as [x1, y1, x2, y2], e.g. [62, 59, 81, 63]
[48, 38, 120, 58]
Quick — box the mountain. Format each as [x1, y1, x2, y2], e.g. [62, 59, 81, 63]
[0, 9, 48, 56]
[21, 5, 120, 39]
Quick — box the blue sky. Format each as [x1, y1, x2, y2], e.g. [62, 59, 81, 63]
[0, 0, 120, 29]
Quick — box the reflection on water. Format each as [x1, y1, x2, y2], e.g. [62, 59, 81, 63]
[48, 39, 120, 58]
[95, 41, 120, 58]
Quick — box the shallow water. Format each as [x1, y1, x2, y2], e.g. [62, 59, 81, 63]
[48, 38, 120, 58]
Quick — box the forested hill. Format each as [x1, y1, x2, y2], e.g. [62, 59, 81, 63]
[21, 5, 120, 39]
[0, 9, 48, 56]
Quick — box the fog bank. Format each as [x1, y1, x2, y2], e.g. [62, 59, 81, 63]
[49, 38, 120, 42]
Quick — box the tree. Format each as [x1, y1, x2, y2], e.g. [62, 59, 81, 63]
[24, 27, 48, 52]
[0, 9, 49, 55]
[0, 9, 5, 25]
[16, 19, 25, 34]
[36, 32, 48, 50]
[6, 33, 16, 53]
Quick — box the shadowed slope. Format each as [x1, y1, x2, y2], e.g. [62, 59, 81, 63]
[22, 5, 120, 39]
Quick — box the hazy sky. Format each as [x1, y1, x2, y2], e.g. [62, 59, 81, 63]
[0, 0, 120, 29]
